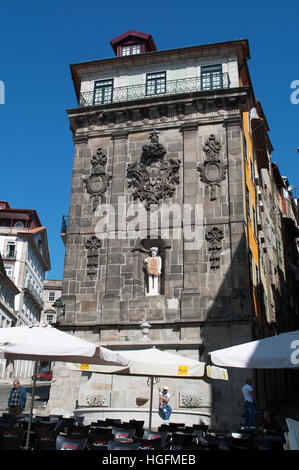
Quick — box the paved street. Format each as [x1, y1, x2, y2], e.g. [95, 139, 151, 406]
[0, 379, 51, 415]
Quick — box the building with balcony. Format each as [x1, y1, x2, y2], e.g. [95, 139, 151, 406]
[0, 201, 51, 377]
[0, 253, 19, 378]
[49, 30, 298, 428]
[41, 279, 62, 324]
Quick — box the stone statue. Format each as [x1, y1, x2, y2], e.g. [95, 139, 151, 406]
[144, 247, 162, 296]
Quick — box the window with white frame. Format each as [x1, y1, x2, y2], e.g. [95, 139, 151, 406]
[121, 44, 141, 56]
[48, 291, 55, 302]
[201, 65, 223, 90]
[146, 72, 166, 96]
[93, 79, 113, 104]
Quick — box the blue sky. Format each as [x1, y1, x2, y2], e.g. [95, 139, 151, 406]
[0, 0, 298, 280]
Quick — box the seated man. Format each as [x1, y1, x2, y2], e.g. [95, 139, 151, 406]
[258, 409, 283, 436]
[159, 386, 172, 425]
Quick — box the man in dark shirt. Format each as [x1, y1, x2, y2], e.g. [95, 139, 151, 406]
[8, 380, 27, 416]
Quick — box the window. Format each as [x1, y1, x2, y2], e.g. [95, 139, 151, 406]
[4, 266, 12, 278]
[252, 205, 257, 237]
[201, 65, 223, 90]
[121, 44, 141, 56]
[146, 72, 166, 96]
[93, 79, 113, 105]
[48, 292, 55, 302]
[246, 185, 251, 222]
[248, 247, 253, 285]
[6, 241, 15, 258]
[242, 131, 248, 163]
[46, 314, 54, 324]
[255, 264, 259, 285]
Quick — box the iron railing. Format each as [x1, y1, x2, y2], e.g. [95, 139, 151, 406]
[23, 281, 44, 310]
[79, 73, 231, 107]
[61, 215, 68, 234]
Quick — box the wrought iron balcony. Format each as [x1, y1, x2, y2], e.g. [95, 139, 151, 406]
[23, 281, 44, 310]
[79, 73, 231, 107]
[61, 215, 68, 234]
[60, 215, 68, 246]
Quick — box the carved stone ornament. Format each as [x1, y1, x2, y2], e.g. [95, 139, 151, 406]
[197, 134, 228, 201]
[205, 227, 224, 270]
[83, 147, 112, 211]
[85, 392, 108, 407]
[85, 236, 102, 279]
[127, 130, 180, 210]
[180, 392, 202, 408]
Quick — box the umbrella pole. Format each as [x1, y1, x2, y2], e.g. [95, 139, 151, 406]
[149, 376, 153, 430]
[25, 360, 38, 450]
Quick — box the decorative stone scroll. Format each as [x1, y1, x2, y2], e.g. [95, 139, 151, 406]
[197, 134, 227, 201]
[127, 129, 180, 210]
[205, 227, 224, 270]
[83, 147, 112, 211]
[85, 392, 109, 407]
[180, 392, 202, 408]
[85, 236, 102, 279]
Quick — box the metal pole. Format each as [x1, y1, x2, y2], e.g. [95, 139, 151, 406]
[25, 360, 38, 450]
[149, 376, 154, 430]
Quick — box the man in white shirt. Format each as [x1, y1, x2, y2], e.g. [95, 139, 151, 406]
[242, 378, 257, 429]
[159, 386, 172, 425]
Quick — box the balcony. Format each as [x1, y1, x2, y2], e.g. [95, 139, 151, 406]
[60, 215, 68, 246]
[79, 73, 231, 108]
[23, 281, 44, 310]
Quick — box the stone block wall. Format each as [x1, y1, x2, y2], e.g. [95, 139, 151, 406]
[48, 91, 255, 429]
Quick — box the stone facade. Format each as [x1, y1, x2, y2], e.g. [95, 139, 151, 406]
[47, 86, 258, 429]
[46, 35, 262, 429]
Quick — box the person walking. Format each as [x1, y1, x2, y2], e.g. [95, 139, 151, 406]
[159, 385, 172, 425]
[241, 377, 258, 429]
[8, 379, 27, 416]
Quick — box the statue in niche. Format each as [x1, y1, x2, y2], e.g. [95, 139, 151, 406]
[144, 247, 162, 296]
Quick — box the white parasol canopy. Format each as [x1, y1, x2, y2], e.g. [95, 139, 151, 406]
[0, 324, 130, 448]
[0, 324, 130, 366]
[209, 330, 299, 369]
[70, 346, 228, 379]
[70, 346, 228, 429]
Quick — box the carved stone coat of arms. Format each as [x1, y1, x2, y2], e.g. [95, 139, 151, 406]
[127, 130, 180, 210]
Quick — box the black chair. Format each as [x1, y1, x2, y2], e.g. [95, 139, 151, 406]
[129, 420, 144, 437]
[91, 420, 109, 428]
[87, 431, 115, 450]
[171, 433, 197, 450]
[56, 434, 88, 450]
[107, 440, 140, 450]
[230, 435, 253, 450]
[67, 424, 90, 437]
[34, 429, 58, 450]
[55, 418, 77, 433]
[105, 418, 121, 426]
[0, 426, 25, 450]
[112, 426, 136, 443]
[143, 429, 170, 449]
[138, 437, 163, 450]
[33, 421, 58, 433]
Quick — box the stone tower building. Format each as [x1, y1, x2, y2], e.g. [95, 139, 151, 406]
[48, 31, 262, 428]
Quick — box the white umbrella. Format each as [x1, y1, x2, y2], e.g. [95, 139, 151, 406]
[70, 346, 228, 428]
[0, 324, 130, 448]
[0, 324, 130, 366]
[208, 330, 299, 369]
